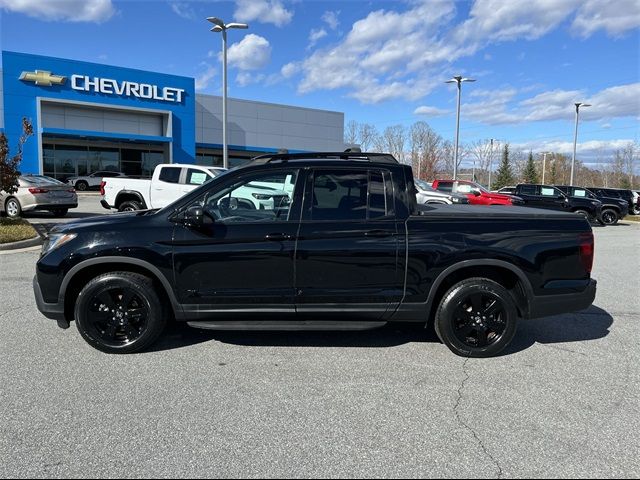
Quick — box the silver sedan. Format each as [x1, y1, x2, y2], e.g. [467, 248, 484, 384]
[0, 175, 78, 218]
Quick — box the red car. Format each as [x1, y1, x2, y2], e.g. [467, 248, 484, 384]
[432, 180, 522, 206]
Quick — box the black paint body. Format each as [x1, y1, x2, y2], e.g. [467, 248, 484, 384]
[34, 158, 596, 327]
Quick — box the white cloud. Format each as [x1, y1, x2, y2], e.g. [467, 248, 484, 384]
[308, 28, 327, 49]
[195, 65, 217, 91]
[234, 0, 293, 27]
[169, 2, 195, 20]
[280, 62, 299, 78]
[572, 0, 640, 38]
[227, 34, 272, 71]
[0, 0, 115, 22]
[236, 72, 266, 87]
[512, 139, 636, 163]
[463, 83, 640, 125]
[321, 10, 340, 30]
[414, 106, 450, 117]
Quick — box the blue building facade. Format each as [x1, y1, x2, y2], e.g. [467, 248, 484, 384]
[0, 51, 344, 179]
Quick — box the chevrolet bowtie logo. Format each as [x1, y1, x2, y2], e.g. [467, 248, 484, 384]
[19, 70, 66, 87]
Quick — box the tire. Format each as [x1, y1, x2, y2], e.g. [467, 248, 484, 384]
[633, 205, 640, 216]
[600, 208, 619, 226]
[51, 208, 68, 217]
[434, 277, 518, 358]
[5, 197, 22, 218]
[573, 209, 591, 221]
[118, 200, 142, 212]
[74, 271, 168, 354]
[75, 181, 89, 191]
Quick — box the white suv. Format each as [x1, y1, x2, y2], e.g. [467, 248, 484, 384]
[67, 171, 126, 191]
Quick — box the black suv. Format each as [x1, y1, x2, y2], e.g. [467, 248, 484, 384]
[556, 186, 629, 225]
[514, 184, 602, 221]
[588, 187, 636, 215]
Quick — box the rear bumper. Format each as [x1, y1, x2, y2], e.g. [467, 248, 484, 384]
[23, 203, 78, 212]
[529, 279, 597, 319]
[33, 275, 68, 326]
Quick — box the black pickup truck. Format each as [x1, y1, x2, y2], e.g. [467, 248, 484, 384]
[514, 183, 602, 221]
[556, 185, 629, 225]
[34, 152, 597, 357]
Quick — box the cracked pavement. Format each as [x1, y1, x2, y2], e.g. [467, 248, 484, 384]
[0, 220, 638, 478]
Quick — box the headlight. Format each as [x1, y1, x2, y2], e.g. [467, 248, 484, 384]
[591, 201, 600, 206]
[252, 193, 272, 200]
[41, 233, 77, 257]
[452, 197, 461, 203]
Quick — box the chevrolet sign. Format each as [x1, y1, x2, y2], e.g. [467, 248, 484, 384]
[19, 70, 185, 103]
[71, 75, 185, 103]
[19, 70, 66, 86]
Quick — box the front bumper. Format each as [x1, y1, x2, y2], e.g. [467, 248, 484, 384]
[528, 279, 597, 319]
[33, 275, 69, 327]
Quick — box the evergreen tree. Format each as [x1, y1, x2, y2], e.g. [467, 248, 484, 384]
[494, 143, 514, 189]
[522, 151, 539, 184]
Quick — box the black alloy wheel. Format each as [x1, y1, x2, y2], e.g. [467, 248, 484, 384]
[600, 208, 618, 226]
[435, 277, 518, 358]
[76, 181, 89, 191]
[74, 272, 167, 353]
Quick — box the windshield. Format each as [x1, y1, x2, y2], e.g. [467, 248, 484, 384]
[414, 179, 435, 192]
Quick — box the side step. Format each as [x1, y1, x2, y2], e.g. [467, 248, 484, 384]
[187, 320, 387, 331]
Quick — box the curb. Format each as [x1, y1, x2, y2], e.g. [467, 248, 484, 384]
[0, 234, 43, 251]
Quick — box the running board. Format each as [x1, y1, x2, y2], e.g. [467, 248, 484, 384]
[187, 320, 387, 331]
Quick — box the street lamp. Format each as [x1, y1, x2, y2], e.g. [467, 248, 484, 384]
[207, 17, 249, 169]
[445, 75, 475, 180]
[570, 102, 591, 186]
[541, 151, 550, 184]
[488, 138, 495, 190]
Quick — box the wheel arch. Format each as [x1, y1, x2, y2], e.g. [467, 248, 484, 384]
[425, 260, 534, 323]
[115, 191, 147, 210]
[60, 257, 182, 322]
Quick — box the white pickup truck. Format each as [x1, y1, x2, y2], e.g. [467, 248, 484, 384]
[100, 163, 292, 212]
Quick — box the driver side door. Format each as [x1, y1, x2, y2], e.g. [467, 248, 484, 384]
[172, 167, 303, 317]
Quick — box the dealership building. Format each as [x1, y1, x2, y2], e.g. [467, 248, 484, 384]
[0, 51, 345, 179]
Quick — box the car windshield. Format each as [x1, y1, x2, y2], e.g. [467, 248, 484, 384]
[414, 179, 435, 192]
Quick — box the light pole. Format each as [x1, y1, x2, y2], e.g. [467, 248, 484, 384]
[570, 102, 591, 186]
[488, 138, 495, 190]
[445, 75, 475, 180]
[541, 151, 550, 184]
[207, 17, 248, 169]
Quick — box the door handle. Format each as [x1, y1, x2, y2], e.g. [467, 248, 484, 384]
[265, 233, 293, 241]
[364, 230, 395, 238]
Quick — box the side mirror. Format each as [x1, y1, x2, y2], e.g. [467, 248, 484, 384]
[472, 188, 481, 196]
[184, 205, 204, 228]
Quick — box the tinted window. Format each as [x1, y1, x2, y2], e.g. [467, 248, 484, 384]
[519, 185, 537, 195]
[159, 167, 182, 184]
[436, 181, 453, 192]
[186, 168, 211, 185]
[311, 170, 388, 221]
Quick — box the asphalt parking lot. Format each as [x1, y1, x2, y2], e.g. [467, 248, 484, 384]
[1, 210, 639, 477]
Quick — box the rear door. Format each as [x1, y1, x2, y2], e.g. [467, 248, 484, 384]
[294, 167, 403, 320]
[151, 166, 185, 208]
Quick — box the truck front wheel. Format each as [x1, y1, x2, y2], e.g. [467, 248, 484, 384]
[434, 277, 518, 358]
[74, 272, 168, 354]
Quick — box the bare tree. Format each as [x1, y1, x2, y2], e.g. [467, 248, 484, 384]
[622, 141, 637, 189]
[468, 139, 494, 185]
[344, 120, 359, 146]
[359, 123, 379, 152]
[376, 125, 406, 163]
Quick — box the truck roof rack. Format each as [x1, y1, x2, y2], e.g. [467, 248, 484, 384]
[249, 151, 399, 165]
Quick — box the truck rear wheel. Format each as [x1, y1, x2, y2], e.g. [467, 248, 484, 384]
[118, 200, 142, 212]
[434, 277, 518, 358]
[74, 272, 168, 354]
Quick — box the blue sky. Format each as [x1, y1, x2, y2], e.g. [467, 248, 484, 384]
[1, 0, 639, 167]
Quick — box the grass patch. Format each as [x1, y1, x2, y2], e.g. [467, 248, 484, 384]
[623, 215, 640, 223]
[0, 217, 38, 244]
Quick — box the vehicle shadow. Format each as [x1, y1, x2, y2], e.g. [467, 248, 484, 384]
[148, 304, 613, 355]
[500, 304, 613, 356]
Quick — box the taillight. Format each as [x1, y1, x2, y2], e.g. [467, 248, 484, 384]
[579, 232, 594, 274]
[100, 181, 106, 196]
[68, 188, 76, 193]
[28, 187, 49, 194]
